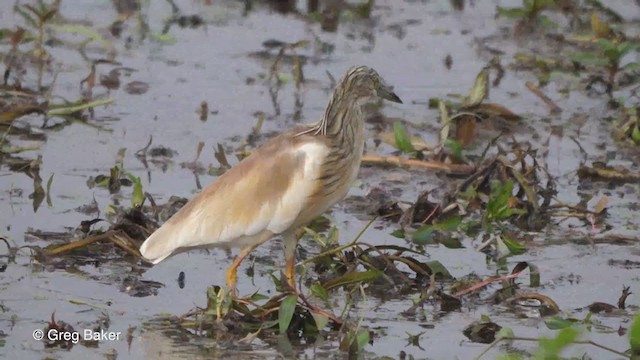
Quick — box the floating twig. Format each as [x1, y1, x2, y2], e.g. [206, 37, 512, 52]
[47, 98, 113, 116]
[43, 229, 143, 259]
[453, 268, 527, 297]
[525, 81, 562, 114]
[362, 155, 475, 175]
[44, 231, 115, 256]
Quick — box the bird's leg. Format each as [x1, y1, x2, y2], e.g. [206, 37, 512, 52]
[283, 231, 302, 291]
[284, 255, 295, 289]
[283, 230, 342, 325]
[226, 244, 259, 292]
[216, 244, 260, 320]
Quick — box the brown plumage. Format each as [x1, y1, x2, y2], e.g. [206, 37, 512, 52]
[139, 65, 401, 290]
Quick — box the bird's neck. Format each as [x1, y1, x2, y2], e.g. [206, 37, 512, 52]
[327, 98, 358, 127]
[321, 90, 365, 137]
[298, 87, 365, 149]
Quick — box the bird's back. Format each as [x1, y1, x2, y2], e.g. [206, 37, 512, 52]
[139, 128, 331, 263]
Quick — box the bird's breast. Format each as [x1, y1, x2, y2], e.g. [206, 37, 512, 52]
[292, 133, 365, 229]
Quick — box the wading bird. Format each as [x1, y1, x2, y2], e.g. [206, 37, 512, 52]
[139, 65, 401, 296]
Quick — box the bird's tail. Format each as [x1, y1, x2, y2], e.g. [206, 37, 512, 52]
[139, 222, 182, 264]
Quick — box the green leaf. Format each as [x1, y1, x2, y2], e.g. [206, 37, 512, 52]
[462, 67, 489, 108]
[597, 38, 618, 52]
[496, 327, 515, 339]
[47, 98, 114, 116]
[486, 180, 514, 221]
[632, 125, 640, 145]
[630, 311, 640, 355]
[460, 218, 478, 229]
[495, 235, 511, 259]
[205, 286, 220, 310]
[544, 316, 574, 330]
[393, 121, 415, 153]
[532, 0, 554, 11]
[444, 138, 465, 162]
[322, 269, 382, 290]
[127, 174, 144, 208]
[104, 204, 118, 217]
[46, 173, 54, 207]
[268, 272, 283, 290]
[439, 237, 464, 249]
[528, 263, 541, 287]
[537, 327, 580, 358]
[428, 97, 442, 108]
[413, 218, 463, 248]
[496, 7, 527, 18]
[390, 229, 405, 238]
[412, 225, 435, 245]
[0, 144, 40, 154]
[310, 283, 329, 302]
[150, 32, 177, 45]
[604, 49, 620, 63]
[424, 260, 452, 279]
[95, 176, 110, 188]
[355, 329, 370, 350]
[278, 295, 298, 334]
[435, 216, 462, 231]
[248, 292, 269, 302]
[538, 15, 558, 29]
[617, 43, 640, 58]
[311, 312, 329, 331]
[276, 72, 292, 84]
[571, 52, 609, 67]
[502, 236, 526, 255]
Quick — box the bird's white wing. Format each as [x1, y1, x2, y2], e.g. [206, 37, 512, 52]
[139, 135, 329, 263]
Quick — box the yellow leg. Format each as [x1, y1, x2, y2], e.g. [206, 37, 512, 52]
[283, 231, 301, 290]
[284, 255, 296, 289]
[226, 244, 260, 291]
[216, 244, 260, 320]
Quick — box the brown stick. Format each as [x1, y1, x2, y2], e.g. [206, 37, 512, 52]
[525, 81, 562, 114]
[362, 155, 475, 175]
[44, 231, 116, 256]
[110, 231, 145, 258]
[43, 230, 144, 259]
[298, 293, 343, 325]
[453, 269, 526, 297]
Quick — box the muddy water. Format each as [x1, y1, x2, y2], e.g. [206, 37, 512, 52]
[1, 0, 639, 359]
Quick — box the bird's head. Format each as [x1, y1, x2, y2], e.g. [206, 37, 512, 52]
[341, 65, 402, 104]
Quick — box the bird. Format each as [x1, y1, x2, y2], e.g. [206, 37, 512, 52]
[139, 65, 402, 294]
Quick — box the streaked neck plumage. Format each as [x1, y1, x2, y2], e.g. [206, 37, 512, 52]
[300, 79, 367, 151]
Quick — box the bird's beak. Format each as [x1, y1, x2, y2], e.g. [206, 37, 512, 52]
[377, 84, 403, 104]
